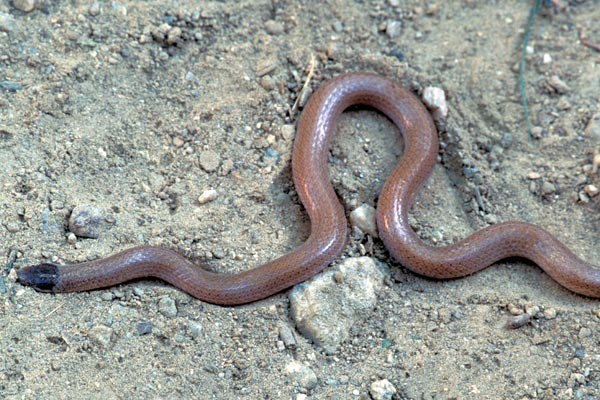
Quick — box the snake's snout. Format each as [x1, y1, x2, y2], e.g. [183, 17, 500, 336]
[17, 263, 60, 292]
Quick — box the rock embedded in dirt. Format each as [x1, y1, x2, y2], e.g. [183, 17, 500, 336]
[68, 204, 106, 239]
[370, 379, 397, 400]
[264, 20, 284, 35]
[540, 181, 556, 196]
[0, 13, 17, 32]
[289, 257, 387, 354]
[385, 20, 402, 38]
[199, 150, 221, 172]
[283, 360, 318, 390]
[14, 0, 37, 13]
[88, 325, 113, 347]
[158, 296, 178, 318]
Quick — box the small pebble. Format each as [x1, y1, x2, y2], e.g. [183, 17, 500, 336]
[166, 27, 182, 45]
[278, 325, 297, 349]
[136, 321, 153, 335]
[188, 321, 202, 338]
[100, 292, 115, 301]
[385, 20, 402, 38]
[172, 137, 184, 147]
[199, 150, 221, 172]
[349, 203, 378, 237]
[422, 86, 448, 119]
[264, 20, 284, 35]
[547, 75, 570, 94]
[69, 204, 105, 239]
[500, 132, 513, 148]
[174, 334, 186, 343]
[507, 303, 523, 316]
[540, 181, 556, 196]
[584, 184, 599, 197]
[198, 189, 218, 204]
[524, 304, 539, 316]
[578, 327, 592, 339]
[259, 75, 275, 90]
[88, 325, 113, 347]
[542, 53, 552, 64]
[584, 113, 600, 139]
[543, 308, 557, 320]
[527, 171, 541, 180]
[89, 2, 101, 16]
[531, 126, 543, 139]
[0, 13, 17, 33]
[14, 0, 37, 12]
[506, 313, 530, 329]
[256, 59, 278, 77]
[332, 21, 343, 33]
[159, 296, 178, 318]
[370, 379, 397, 400]
[284, 360, 318, 390]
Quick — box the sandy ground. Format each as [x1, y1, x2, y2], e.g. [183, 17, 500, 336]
[1, 0, 600, 399]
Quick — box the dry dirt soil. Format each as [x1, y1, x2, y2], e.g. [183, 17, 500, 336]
[1, 0, 600, 399]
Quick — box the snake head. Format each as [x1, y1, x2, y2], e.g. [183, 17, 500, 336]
[17, 263, 60, 292]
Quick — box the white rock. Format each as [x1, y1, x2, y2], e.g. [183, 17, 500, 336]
[198, 189, 218, 204]
[370, 379, 397, 400]
[289, 257, 387, 354]
[542, 53, 552, 64]
[350, 203, 378, 237]
[422, 86, 448, 119]
[385, 20, 402, 38]
[584, 184, 599, 197]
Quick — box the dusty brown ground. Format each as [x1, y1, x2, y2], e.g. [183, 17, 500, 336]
[1, 0, 599, 399]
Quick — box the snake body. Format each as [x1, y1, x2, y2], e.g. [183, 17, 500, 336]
[18, 73, 600, 304]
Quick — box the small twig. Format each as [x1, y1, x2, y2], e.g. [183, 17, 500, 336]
[290, 54, 316, 118]
[45, 303, 64, 318]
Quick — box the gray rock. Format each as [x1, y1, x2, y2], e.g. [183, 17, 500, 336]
[159, 296, 178, 318]
[540, 181, 556, 196]
[188, 321, 202, 338]
[289, 257, 387, 354]
[0, 13, 17, 32]
[14, 0, 37, 13]
[88, 325, 113, 347]
[278, 325, 296, 349]
[68, 204, 106, 239]
[547, 75, 570, 94]
[136, 321, 152, 335]
[385, 21, 402, 38]
[198, 150, 221, 172]
[264, 20, 284, 35]
[584, 113, 600, 139]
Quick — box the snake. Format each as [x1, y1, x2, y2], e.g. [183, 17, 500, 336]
[17, 72, 600, 305]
